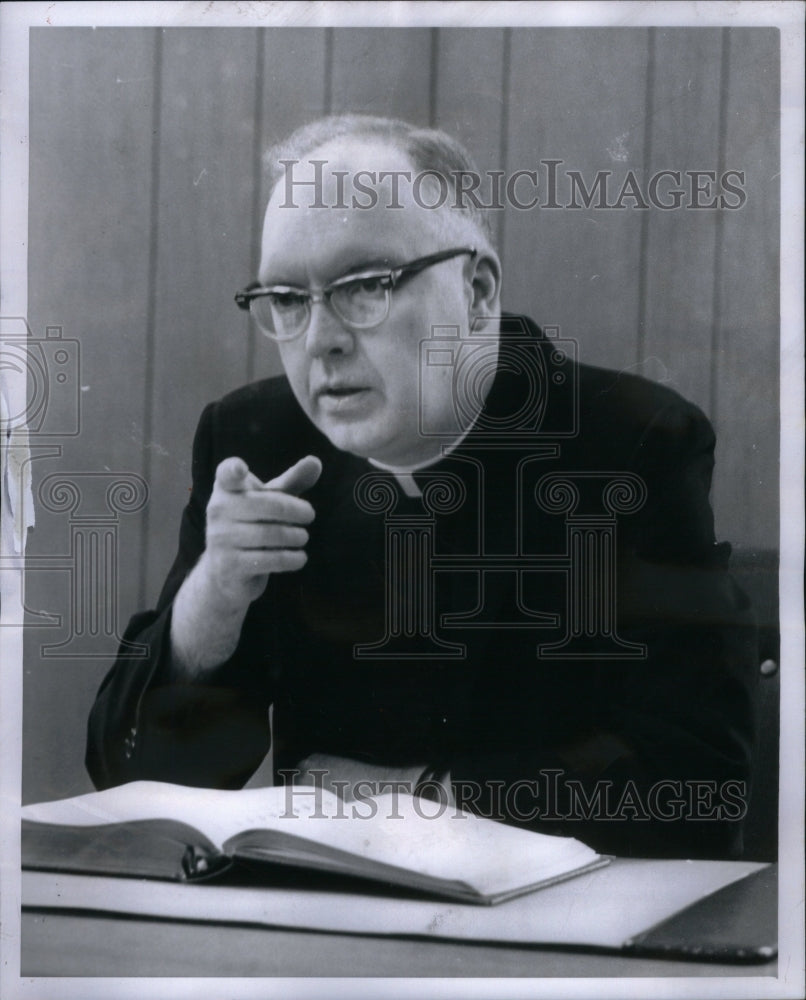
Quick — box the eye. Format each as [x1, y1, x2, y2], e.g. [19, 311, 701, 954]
[266, 290, 308, 312]
[342, 275, 388, 299]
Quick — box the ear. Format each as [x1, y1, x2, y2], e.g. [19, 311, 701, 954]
[467, 250, 502, 320]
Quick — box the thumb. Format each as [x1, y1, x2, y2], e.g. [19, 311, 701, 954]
[215, 456, 263, 492]
[265, 455, 323, 496]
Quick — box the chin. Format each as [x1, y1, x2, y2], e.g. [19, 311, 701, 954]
[319, 422, 388, 460]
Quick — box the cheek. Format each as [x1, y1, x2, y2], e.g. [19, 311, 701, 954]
[279, 353, 312, 410]
[419, 364, 455, 417]
[378, 341, 426, 417]
[382, 312, 466, 419]
[363, 321, 415, 383]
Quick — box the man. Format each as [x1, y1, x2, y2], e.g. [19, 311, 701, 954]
[87, 116, 757, 858]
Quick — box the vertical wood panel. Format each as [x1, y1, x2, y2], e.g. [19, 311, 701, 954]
[711, 28, 779, 551]
[144, 29, 260, 600]
[25, 28, 157, 801]
[433, 29, 507, 247]
[251, 28, 330, 384]
[23, 26, 780, 807]
[260, 28, 330, 155]
[330, 29, 433, 123]
[257, 27, 330, 237]
[504, 29, 650, 370]
[642, 28, 724, 414]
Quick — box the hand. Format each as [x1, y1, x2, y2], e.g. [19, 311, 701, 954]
[293, 754, 454, 805]
[202, 454, 322, 607]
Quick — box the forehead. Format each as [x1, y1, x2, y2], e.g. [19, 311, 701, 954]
[260, 137, 446, 280]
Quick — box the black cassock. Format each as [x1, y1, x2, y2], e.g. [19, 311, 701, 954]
[87, 316, 757, 859]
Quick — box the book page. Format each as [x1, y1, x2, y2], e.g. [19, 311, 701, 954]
[20, 781, 340, 852]
[233, 792, 600, 896]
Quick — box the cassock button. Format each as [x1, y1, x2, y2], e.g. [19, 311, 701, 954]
[123, 730, 137, 759]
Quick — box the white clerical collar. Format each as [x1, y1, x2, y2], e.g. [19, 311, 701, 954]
[367, 424, 474, 498]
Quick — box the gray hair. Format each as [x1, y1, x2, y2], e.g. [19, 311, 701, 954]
[263, 114, 496, 249]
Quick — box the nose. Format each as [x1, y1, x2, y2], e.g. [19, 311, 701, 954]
[303, 300, 356, 359]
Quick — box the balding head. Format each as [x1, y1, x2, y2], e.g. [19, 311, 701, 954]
[263, 115, 497, 255]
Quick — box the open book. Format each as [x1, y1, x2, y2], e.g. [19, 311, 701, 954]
[21, 780, 609, 905]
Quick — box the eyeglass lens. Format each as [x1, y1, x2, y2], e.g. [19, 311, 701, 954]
[252, 279, 390, 340]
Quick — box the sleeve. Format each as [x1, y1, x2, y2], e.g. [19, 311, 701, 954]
[85, 403, 274, 790]
[450, 399, 759, 859]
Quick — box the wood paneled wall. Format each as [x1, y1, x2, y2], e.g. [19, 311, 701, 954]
[24, 27, 779, 801]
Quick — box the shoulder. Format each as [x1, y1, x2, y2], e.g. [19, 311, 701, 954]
[574, 361, 714, 466]
[575, 359, 711, 430]
[521, 318, 715, 467]
[535, 347, 721, 559]
[503, 312, 711, 448]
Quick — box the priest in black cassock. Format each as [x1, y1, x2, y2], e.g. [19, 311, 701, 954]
[87, 116, 757, 860]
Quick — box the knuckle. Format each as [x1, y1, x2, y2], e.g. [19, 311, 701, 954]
[278, 526, 307, 547]
[206, 494, 229, 521]
[295, 502, 315, 525]
[284, 554, 306, 572]
[205, 522, 231, 547]
[274, 549, 306, 573]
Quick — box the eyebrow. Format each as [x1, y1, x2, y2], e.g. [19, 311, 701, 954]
[260, 256, 401, 289]
[259, 245, 404, 287]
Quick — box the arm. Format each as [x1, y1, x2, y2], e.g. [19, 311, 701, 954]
[86, 402, 320, 790]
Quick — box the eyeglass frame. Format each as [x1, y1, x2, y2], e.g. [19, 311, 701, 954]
[234, 246, 477, 340]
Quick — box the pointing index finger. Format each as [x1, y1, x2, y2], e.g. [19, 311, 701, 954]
[264, 455, 323, 497]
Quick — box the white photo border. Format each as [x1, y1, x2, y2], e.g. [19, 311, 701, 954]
[1, 3, 803, 999]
